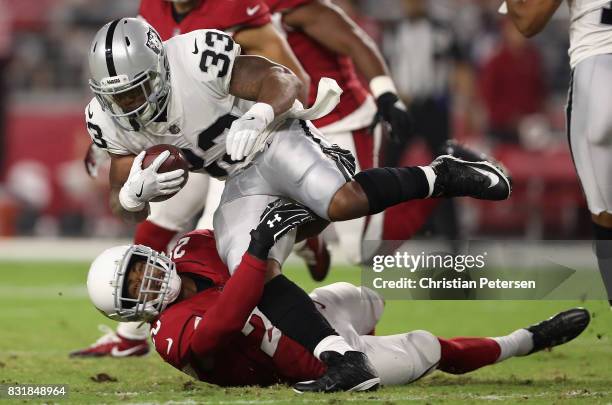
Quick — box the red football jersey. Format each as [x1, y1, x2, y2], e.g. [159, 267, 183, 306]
[151, 230, 325, 386]
[139, 0, 271, 40]
[265, 0, 370, 128]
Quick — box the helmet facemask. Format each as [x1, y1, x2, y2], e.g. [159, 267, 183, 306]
[89, 50, 171, 132]
[112, 245, 181, 321]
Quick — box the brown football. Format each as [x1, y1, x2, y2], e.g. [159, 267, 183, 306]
[142, 144, 189, 202]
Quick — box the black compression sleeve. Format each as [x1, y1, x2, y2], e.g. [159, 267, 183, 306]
[353, 167, 429, 214]
[258, 275, 337, 353]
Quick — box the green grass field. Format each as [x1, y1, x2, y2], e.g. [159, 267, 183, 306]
[0, 261, 610, 404]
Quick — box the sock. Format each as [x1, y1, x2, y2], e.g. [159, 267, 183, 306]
[418, 166, 436, 197]
[491, 328, 534, 362]
[353, 166, 430, 215]
[592, 222, 612, 306]
[117, 321, 150, 341]
[313, 335, 354, 360]
[437, 337, 501, 374]
[258, 275, 341, 354]
[133, 220, 178, 253]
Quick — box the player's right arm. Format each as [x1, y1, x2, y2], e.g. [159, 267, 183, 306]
[503, 0, 563, 37]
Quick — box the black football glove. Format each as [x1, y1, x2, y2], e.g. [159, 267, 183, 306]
[247, 199, 316, 260]
[321, 143, 356, 178]
[370, 92, 413, 143]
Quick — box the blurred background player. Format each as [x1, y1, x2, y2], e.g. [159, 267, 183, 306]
[382, 0, 471, 243]
[0, 0, 12, 174]
[72, 0, 316, 358]
[502, 0, 612, 307]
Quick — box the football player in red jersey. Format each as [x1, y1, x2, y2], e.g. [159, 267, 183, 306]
[262, 0, 443, 264]
[86, 200, 590, 392]
[75, 0, 327, 358]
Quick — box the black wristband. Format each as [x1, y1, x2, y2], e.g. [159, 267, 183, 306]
[247, 229, 273, 261]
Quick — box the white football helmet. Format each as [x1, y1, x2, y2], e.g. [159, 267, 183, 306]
[88, 18, 170, 131]
[87, 245, 182, 322]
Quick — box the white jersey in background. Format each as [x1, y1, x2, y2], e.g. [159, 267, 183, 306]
[499, 0, 612, 68]
[85, 29, 251, 179]
[567, 0, 612, 67]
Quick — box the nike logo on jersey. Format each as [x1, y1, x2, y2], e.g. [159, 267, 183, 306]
[166, 338, 173, 355]
[110, 345, 147, 357]
[245, 117, 256, 121]
[135, 182, 144, 198]
[87, 108, 93, 119]
[472, 166, 500, 188]
[246, 5, 260, 16]
[192, 38, 199, 54]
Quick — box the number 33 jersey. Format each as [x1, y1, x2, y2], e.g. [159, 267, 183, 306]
[84, 29, 254, 179]
[151, 230, 325, 387]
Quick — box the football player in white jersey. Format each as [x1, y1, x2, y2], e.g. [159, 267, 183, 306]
[502, 0, 612, 306]
[84, 17, 511, 391]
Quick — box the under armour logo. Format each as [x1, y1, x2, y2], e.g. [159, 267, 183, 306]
[267, 214, 282, 228]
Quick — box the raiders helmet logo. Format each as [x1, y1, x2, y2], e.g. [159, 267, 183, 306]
[145, 28, 163, 55]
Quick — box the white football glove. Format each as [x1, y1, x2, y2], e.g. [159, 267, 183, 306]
[118, 150, 185, 212]
[226, 103, 275, 161]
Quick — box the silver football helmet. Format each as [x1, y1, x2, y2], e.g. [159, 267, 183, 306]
[88, 18, 170, 131]
[87, 244, 182, 322]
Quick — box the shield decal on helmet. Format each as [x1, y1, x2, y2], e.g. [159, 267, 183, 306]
[145, 28, 162, 55]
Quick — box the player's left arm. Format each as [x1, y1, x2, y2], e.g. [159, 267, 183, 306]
[190, 253, 268, 354]
[234, 23, 311, 104]
[225, 55, 304, 160]
[282, 0, 412, 141]
[503, 0, 563, 37]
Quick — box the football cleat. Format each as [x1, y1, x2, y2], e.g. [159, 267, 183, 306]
[526, 308, 590, 354]
[430, 155, 511, 201]
[293, 351, 380, 393]
[442, 140, 510, 179]
[69, 324, 149, 358]
[294, 235, 331, 282]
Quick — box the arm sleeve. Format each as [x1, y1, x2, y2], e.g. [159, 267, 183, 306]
[190, 253, 267, 355]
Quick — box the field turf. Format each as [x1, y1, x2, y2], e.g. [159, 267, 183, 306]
[0, 260, 610, 404]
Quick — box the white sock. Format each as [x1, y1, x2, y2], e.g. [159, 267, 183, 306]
[117, 321, 150, 340]
[418, 166, 436, 198]
[492, 328, 534, 362]
[313, 335, 355, 360]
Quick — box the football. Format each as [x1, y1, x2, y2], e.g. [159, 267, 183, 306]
[142, 144, 190, 202]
